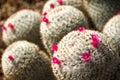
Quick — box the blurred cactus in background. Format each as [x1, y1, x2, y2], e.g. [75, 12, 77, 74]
[83, 0, 120, 31]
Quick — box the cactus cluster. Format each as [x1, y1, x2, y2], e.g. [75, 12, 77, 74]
[40, 5, 88, 57]
[1, 0, 120, 80]
[51, 30, 119, 80]
[2, 41, 56, 80]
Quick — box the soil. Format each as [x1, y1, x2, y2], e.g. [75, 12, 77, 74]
[0, 0, 47, 79]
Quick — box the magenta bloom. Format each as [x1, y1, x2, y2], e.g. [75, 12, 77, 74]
[90, 34, 99, 47]
[8, 55, 14, 61]
[52, 57, 61, 64]
[81, 52, 91, 62]
[76, 27, 85, 32]
[42, 12, 47, 16]
[1, 25, 7, 31]
[42, 17, 49, 24]
[57, 0, 63, 5]
[50, 3, 55, 8]
[8, 23, 14, 29]
[117, 11, 120, 15]
[51, 43, 58, 51]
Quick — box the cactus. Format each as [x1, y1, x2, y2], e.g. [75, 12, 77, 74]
[103, 14, 120, 80]
[51, 30, 119, 80]
[2, 41, 56, 80]
[40, 6, 88, 57]
[103, 15, 120, 54]
[83, 0, 120, 31]
[2, 9, 42, 47]
[42, 0, 83, 14]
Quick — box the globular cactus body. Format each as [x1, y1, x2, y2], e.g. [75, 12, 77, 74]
[42, 0, 83, 13]
[103, 15, 120, 54]
[2, 10, 42, 46]
[51, 30, 119, 80]
[83, 0, 120, 31]
[103, 14, 120, 80]
[40, 6, 88, 57]
[2, 41, 56, 80]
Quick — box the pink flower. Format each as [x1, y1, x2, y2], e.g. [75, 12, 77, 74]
[42, 17, 49, 24]
[76, 27, 85, 32]
[8, 23, 14, 29]
[1, 25, 7, 31]
[81, 52, 91, 62]
[52, 57, 61, 64]
[90, 34, 99, 47]
[50, 3, 55, 8]
[51, 43, 58, 51]
[42, 12, 47, 16]
[57, 0, 63, 5]
[8, 55, 14, 61]
[117, 11, 120, 15]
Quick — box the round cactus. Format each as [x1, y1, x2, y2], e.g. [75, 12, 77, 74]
[2, 9, 42, 47]
[51, 29, 119, 80]
[83, 0, 120, 31]
[40, 6, 88, 57]
[103, 15, 120, 54]
[42, 0, 83, 14]
[2, 41, 56, 80]
[103, 15, 120, 80]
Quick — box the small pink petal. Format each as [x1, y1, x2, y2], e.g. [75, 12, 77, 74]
[76, 27, 85, 32]
[117, 11, 120, 15]
[52, 57, 61, 64]
[43, 12, 47, 16]
[8, 55, 14, 61]
[42, 17, 49, 24]
[81, 52, 91, 62]
[8, 23, 14, 29]
[1, 26, 7, 31]
[50, 3, 55, 8]
[57, 0, 63, 5]
[90, 34, 99, 47]
[51, 43, 58, 51]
